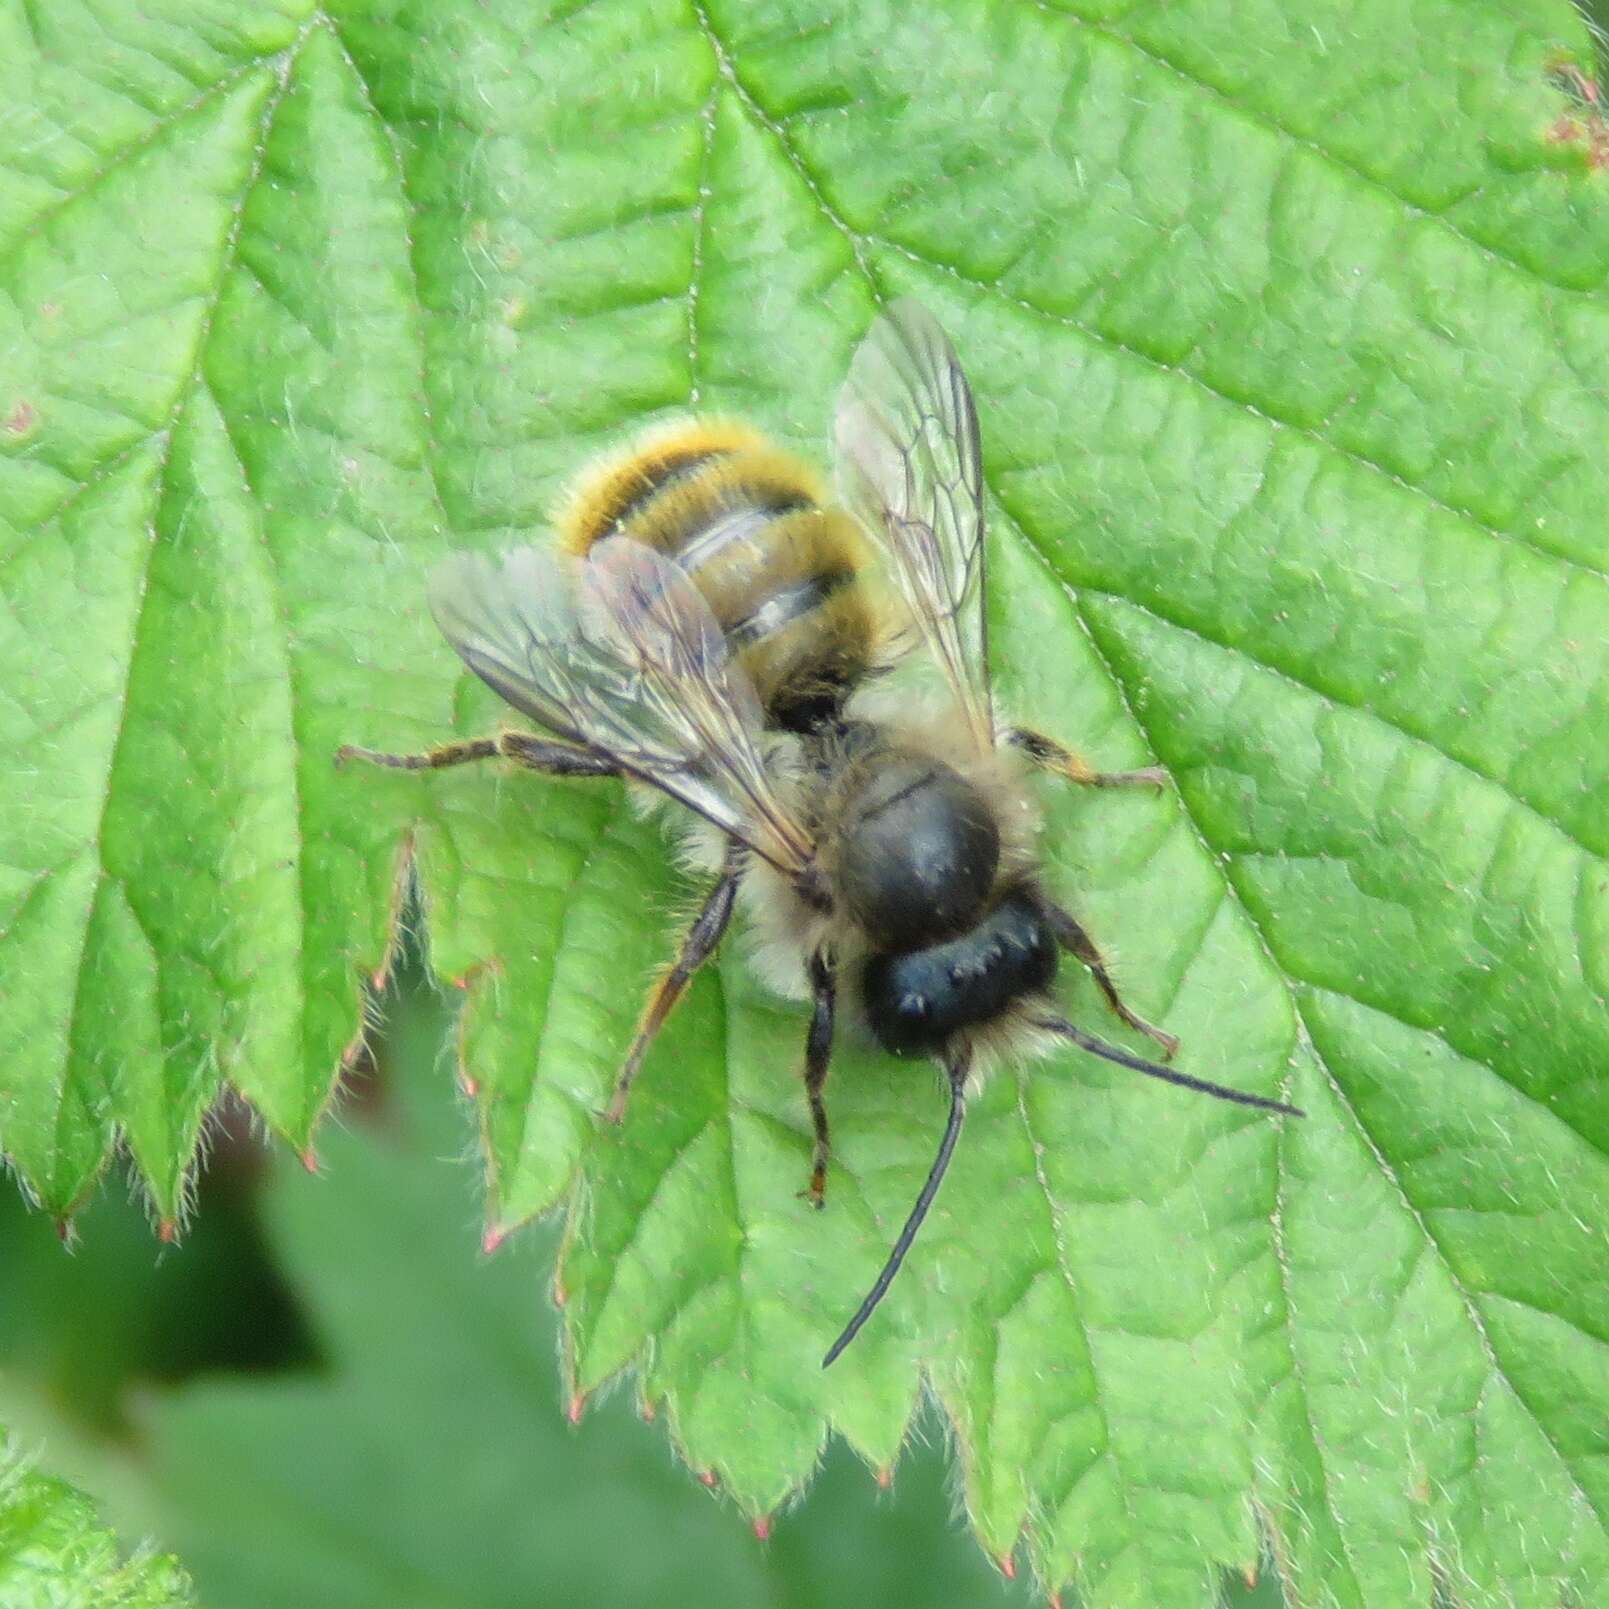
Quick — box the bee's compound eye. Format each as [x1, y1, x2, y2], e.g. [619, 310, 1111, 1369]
[839, 760, 1000, 951]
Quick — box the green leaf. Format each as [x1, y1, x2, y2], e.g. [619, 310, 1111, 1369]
[3, 1, 1608, 1603]
[140, 978, 1026, 1609]
[0, 1440, 194, 1609]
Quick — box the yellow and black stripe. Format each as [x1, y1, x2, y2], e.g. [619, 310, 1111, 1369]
[558, 421, 879, 732]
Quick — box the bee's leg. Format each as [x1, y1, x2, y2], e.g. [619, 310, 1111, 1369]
[1038, 898, 1180, 1061]
[1005, 728, 1166, 789]
[336, 731, 619, 777]
[603, 844, 742, 1125]
[799, 949, 837, 1209]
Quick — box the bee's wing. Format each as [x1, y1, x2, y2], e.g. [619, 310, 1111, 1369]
[429, 538, 816, 877]
[834, 299, 992, 750]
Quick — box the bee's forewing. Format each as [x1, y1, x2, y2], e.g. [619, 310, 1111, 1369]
[429, 539, 814, 876]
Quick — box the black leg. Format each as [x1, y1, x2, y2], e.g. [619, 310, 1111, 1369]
[1039, 897, 1180, 1060]
[1006, 727, 1166, 789]
[799, 948, 837, 1209]
[603, 844, 742, 1124]
[336, 730, 619, 778]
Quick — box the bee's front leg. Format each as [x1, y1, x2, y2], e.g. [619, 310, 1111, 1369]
[336, 730, 619, 777]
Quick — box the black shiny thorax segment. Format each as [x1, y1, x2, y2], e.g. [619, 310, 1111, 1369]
[862, 888, 1058, 1056]
[823, 733, 1002, 952]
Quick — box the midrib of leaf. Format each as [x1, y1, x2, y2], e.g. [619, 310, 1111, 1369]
[686, 82, 717, 404]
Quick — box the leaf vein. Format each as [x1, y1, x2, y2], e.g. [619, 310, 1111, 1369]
[864, 231, 1609, 590]
[1071, 582, 1608, 869]
[1078, 582, 1609, 1554]
[1033, 0, 1607, 298]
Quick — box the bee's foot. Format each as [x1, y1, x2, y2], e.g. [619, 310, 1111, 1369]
[1148, 1027, 1181, 1062]
[797, 1175, 827, 1211]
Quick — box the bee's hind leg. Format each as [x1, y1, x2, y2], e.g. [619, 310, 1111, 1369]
[336, 731, 619, 777]
[799, 949, 837, 1210]
[602, 842, 743, 1125]
[1038, 898, 1180, 1061]
[1006, 728, 1166, 789]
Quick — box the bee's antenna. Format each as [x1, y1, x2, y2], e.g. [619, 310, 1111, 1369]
[1035, 1015, 1304, 1117]
[822, 1047, 972, 1369]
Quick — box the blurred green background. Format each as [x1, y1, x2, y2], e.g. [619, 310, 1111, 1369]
[0, 930, 1282, 1607]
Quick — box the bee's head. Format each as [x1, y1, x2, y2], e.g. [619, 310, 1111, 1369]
[834, 754, 1000, 951]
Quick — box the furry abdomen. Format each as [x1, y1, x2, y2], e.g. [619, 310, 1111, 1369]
[558, 421, 880, 732]
[861, 887, 1058, 1056]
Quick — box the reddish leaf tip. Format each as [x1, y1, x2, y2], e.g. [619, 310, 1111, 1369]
[875, 1464, 893, 1490]
[481, 1224, 507, 1255]
[698, 1469, 718, 1488]
[752, 1515, 772, 1542]
[551, 1278, 567, 1308]
[156, 1217, 177, 1244]
[55, 1216, 77, 1246]
[640, 1399, 656, 1423]
[460, 1072, 480, 1098]
[1049, 1594, 1064, 1609]
[567, 1392, 586, 1425]
[1242, 1565, 1259, 1588]
[300, 1148, 319, 1174]
[997, 1552, 1016, 1581]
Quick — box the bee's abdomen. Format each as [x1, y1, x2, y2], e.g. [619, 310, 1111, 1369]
[559, 421, 878, 731]
[862, 889, 1059, 1057]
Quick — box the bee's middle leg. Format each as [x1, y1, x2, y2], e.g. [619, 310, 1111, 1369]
[1006, 727, 1166, 789]
[799, 949, 837, 1209]
[603, 844, 742, 1125]
[1039, 898, 1180, 1060]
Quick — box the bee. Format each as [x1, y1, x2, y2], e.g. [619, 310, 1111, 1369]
[339, 301, 1302, 1367]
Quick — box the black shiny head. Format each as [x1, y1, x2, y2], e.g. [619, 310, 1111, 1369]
[862, 888, 1057, 1057]
[837, 757, 1000, 951]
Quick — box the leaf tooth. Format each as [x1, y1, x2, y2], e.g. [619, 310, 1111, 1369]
[697, 1469, 719, 1489]
[566, 1391, 586, 1425]
[480, 1223, 508, 1256]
